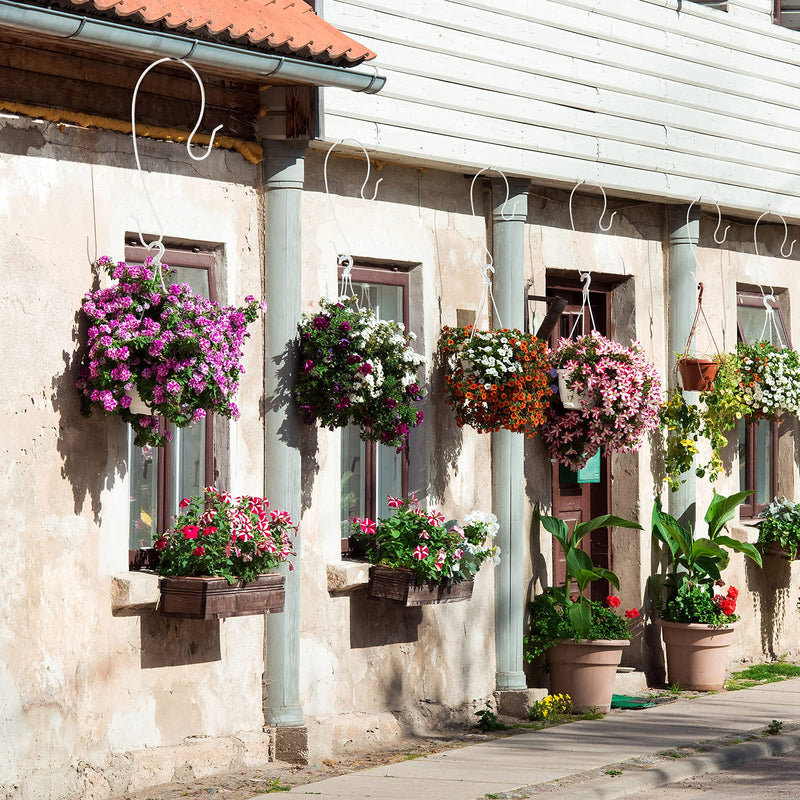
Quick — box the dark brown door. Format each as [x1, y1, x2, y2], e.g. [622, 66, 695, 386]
[547, 280, 612, 601]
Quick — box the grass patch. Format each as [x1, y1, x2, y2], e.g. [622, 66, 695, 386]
[725, 662, 800, 691]
[661, 751, 684, 759]
[605, 769, 623, 777]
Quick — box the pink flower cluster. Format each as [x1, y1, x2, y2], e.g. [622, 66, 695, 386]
[77, 256, 263, 447]
[542, 332, 663, 470]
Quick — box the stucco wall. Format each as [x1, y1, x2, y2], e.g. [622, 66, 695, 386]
[0, 116, 265, 798]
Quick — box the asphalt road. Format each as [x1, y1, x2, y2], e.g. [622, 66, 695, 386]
[618, 751, 800, 799]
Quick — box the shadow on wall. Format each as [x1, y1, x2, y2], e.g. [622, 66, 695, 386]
[139, 612, 222, 668]
[52, 301, 121, 523]
[428, 351, 462, 504]
[745, 554, 791, 660]
[645, 529, 672, 686]
[349, 589, 422, 648]
[262, 337, 299, 448]
[524, 512, 551, 689]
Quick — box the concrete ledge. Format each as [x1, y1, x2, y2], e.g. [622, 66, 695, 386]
[111, 571, 160, 611]
[326, 560, 370, 593]
[494, 689, 547, 719]
[731, 524, 760, 545]
[614, 670, 649, 696]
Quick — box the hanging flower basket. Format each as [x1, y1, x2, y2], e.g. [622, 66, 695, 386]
[677, 356, 719, 392]
[542, 333, 663, 470]
[77, 256, 263, 447]
[295, 296, 424, 451]
[737, 341, 800, 421]
[153, 487, 295, 619]
[438, 326, 553, 435]
[557, 367, 590, 410]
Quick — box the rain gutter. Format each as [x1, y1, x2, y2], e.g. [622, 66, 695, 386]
[0, 0, 386, 93]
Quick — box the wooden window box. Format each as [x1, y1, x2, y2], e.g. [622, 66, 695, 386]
[367, 565, 474, 606]
[159, 574, 285, 619]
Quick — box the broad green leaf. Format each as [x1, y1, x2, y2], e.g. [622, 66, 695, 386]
[705, 490, 753, 538]
[566, 548, 594, 574]
[593, 567, 620, 590]
[572, 569, 600, 593]
[693, 556, 722, 582]
[572, 514, 642, 548]
[652, 508, 693, 561]
[713, 535, 764, 567]
[689, 538, 727, 565]
[568, 601, 592, 639]
[537, 513, 570, 548]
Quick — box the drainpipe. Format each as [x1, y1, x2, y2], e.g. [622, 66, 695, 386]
[667, 205, 699, 528]
[262, 141, 307, 754]
[491, 178, 530, 693]
[0, 0, 385, 94]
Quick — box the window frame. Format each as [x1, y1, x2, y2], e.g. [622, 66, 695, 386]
[126, 243, 217, 567]
[736, 290, 789, 519]
[337, 264, 411, 553]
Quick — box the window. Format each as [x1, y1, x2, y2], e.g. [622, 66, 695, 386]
[736, 291, 789, 518]
[127, 245, 217, 565]
[776, 1, 800, 30]
[339, 266, 410, 550]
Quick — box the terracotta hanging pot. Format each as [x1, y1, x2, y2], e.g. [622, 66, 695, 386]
[546, 638, 629, 712]
[659, 620, 737, 690]
[557, 368, 590, 410]
[678, 357, 719, 392]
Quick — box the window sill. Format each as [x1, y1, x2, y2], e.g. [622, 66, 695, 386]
[326, 559, 371, 593]
[111, 570, 160, 611]
[730, 524, 760, 545]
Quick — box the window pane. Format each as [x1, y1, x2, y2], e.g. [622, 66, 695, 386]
[129, 442, 159, 549]
[168, 265, 210, 297]
[738, 305, 788, 347]
[171, 422, 206, 518]
[738, 419, 747, 495]
[341, 426, 366, 535]
[756, 420, 773, 506]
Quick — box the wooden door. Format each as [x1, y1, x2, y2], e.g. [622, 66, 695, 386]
[547, 281, 612, 601]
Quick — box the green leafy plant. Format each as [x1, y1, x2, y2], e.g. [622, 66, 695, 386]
[350, 496, 498, 584]
[651, 490, 762, 623]
[766, 720, 784, 736]
[528, 693, 573, 722]
[475, 701, 508, 732]
[757, 497, 800, 559]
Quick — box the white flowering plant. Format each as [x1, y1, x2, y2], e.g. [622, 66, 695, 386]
[295, 296, 425, 451]
[737, 341, 800, 420]
[350, 495, 500, 584]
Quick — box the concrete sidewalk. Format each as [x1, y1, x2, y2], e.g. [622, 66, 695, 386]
[280, 679, 800, 800]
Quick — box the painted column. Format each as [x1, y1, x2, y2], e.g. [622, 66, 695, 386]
[262, 140, 306, 728]
[491, 178, 529, 692]
[667, 204, 699, 527]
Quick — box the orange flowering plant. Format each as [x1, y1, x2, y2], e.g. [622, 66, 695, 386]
[437, 325, 554, 435]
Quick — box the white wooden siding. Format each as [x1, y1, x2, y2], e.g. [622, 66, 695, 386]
[320, 0, 800, 219]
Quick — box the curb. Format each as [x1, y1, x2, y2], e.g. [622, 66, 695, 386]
[532, 731, 800, 800]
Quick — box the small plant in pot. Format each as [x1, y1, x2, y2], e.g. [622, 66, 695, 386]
[652, 490, 762, 690]
[349, 495, 499, 606]
[757, 497, 800, 560]
[154, 486, 296, 619]
[525, 509, 642, 712]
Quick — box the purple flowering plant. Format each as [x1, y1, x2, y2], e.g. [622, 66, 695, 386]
[295, 296, 425, 451]
[542, 332, 663, 470]
[77, 256, 262, 447]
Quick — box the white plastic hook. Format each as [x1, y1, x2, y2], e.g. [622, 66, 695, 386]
[569, 179, 617, 233]
[469, 167, 514, 223]
[754, 210, 796, 259]
[324, 138, 383, 202]
[568, 271, 597, 339]
[686, 196, 730, 245]
[469, 263, 502, 340]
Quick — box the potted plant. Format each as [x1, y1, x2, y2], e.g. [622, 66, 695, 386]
[525, 509, 643, 712]
[757, 497, 800, 560]
[349, 495, 499, 605]
[737, 341, 800, 420]
[542, 332, 663, 470]
[295, 296, 424, 451]
[652, 490, 762, 689]
[154, 486, 296, 619]
[77, 256, 263, 447]
[437, 325, 554, 435]
[678, 355, 720, 393]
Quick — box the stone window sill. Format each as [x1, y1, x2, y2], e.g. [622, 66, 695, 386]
[112, 570, 160, 611]
[326, 559, 370, 593]
[730, 524, 760, 545]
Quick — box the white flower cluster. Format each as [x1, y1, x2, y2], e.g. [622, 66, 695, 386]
[462, 334, 522, 382]
[740, 347, 800, 418]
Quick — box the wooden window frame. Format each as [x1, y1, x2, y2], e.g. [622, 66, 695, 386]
[737, 291, 788, 519]
[338, 264, 411, 553]
[126, 244, 217, 568]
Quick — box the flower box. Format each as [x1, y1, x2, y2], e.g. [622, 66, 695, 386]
[761, 541, 796, 561]
[159, 573, 285, 620]
[367, 565, 473, 606]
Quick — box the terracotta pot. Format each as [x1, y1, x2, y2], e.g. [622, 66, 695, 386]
[678, 357, 719, 392]
[547, 638, 629, 712]
[557, 368, 590, 410]
[659, 619, 737, 690]
[127, 387, 151, 415]
[367, 565, 474, 606]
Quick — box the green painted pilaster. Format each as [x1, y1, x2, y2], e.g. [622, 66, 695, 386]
[668, 205, 699, 527]
[491, 178, 529, 692]
[262, 140, 306, 728]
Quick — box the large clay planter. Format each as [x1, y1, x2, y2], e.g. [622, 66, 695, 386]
[547, 639, 629, 712]
[678, 357, 719, 392]
[660, 620, 737, 690]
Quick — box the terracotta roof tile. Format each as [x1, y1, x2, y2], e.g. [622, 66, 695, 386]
[60, 0, 375, 65]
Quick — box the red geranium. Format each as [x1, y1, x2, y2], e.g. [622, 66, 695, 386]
[606, 595, 621, 608]
[182, 525, 200, 539]
[625, 608, 640, 619]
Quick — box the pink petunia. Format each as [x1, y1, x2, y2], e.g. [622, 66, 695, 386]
[412, 545, 429, 560]
[427, 511, 445, 527]
[388, 496, 403, 508]
[182, 525, 200, 539]
[358, 517, 377, 535]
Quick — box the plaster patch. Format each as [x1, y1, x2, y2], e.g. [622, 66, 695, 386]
[300, 637, 338, 713]
[106, 695, 161, 752]
[0, 662, 24, 784]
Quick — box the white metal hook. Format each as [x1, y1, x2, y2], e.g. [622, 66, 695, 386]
[323, 138, 382, 202]
[469, 263, 502, 340]
[754, 210, 796, 259]
[686, 196, 730, 244]
[470, 167, 513, 223]
[569, 179, 617, 233]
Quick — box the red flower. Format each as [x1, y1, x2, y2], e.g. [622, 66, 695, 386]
[727, 586, 739, 600]
[625, 608, 640, 619]
[714, 594, 737, 616]
[192, 545, 205, 556]
[606, 595, 621, 608]
[412, 545, 429, 560]
[154, 536, 167, 551]
[202, 526, 217, 536]
[182, 525, 200, 539]
[179, 498, 191, 509]
[388, 496, 403, 508]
